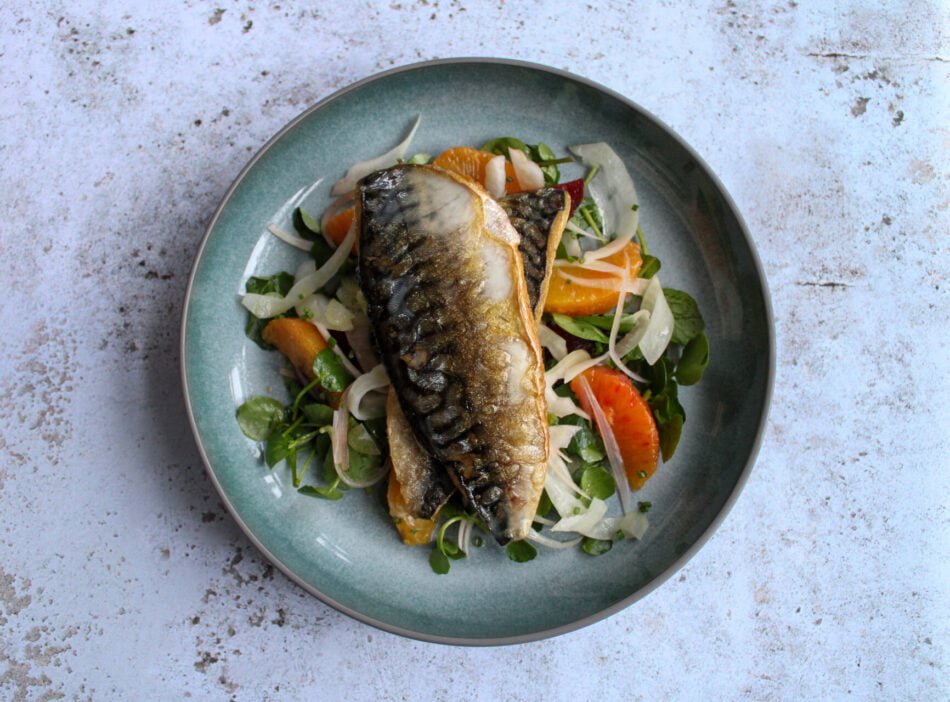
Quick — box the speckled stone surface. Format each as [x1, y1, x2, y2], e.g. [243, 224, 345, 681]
[1, 1, 947, 699]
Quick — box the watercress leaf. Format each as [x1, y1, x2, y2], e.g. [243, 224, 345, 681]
[429, 548, 450, 575]
[312, 349, 353, 393]
[236, 397, 286, 441]
[664, 288, 705, 345]
[581, 537, 613, 556]
[301, 403, 334, 426]
[659, 413, 684, 462]
[264, 433, 291, 467]
[505, 540, 538, 563]
[535, 490, 554, 521]
[580, 464, 616, 500]
[245, 272, 295, 296]
[292, 207, 322, 239]
[550, 313, 610, 343]
[638, 501, 652, 513]
[345, 449, 383, 482]
[347, 420, 381, 455]
[298, 485, 344, 500]
[675, 332, 710, 386]
[481, 137, 529, 157]
[362, 417, 389, 455]
[529, 142, 560, 185]
[639, 255, 661, 279]
[570, 424, 606, 464]
[310, 238, 334, 267]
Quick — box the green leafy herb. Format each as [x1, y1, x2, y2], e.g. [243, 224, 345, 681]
[550, 313, 610, 343]
[529, 142, 561, 185]
[292, 207, 322, 240]
[580, 464, 616, 500]
[301, 403, 334, 426]
[664, 288, 705, 345]
[638, 501, 652, 513]
[264, 432, 292, 467]
[429, 548, 450, 575]
[639, 255, 661, 279]
[581, 537, 613, 556]
[560, 415, 606, 464]
[346, 449, 383, 483]
[658, 414, 684, 462]
[535, 490, 554, 521]
[481, 136, 530, 157]
[298, 483, 344, 500]
[636, 227, 650, 256]
[312, 349, 353, 393]
[505, 540, 538, 563]
[243, 273, 295, 348]
[236, 397, 285, 441]
[675, 332, 709, 386]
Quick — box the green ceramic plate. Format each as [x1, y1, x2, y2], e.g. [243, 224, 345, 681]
[181, 59, 773, 645]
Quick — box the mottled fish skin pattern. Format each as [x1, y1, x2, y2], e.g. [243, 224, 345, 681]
[499, 188, 570, 318]
[386, 388, 453, 520]
[358, 165, 549, 544]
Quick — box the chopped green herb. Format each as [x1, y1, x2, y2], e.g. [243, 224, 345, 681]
[581, 537, 613, 556]
[638, 501, 652, 513]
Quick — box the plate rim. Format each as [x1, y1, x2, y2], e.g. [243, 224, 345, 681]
[180, 56, 775, 646]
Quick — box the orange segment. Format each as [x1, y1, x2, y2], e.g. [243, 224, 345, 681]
[543, 242, 643, 316]
[387, 471, 439, 546]
[324, 206, 356, 251]
[570, 366, 660, 490]
[432, 146, 522, 194]
[261, 317, 328, 381]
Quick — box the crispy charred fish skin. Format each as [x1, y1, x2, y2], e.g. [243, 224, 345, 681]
[499, 188, 570, 318]
[357, 165, 549, 544]
[386, 388, 453, 520]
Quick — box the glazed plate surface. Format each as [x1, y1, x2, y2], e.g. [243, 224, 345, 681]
[181, 59, 773, 645]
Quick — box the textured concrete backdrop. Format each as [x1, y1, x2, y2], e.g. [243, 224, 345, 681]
[1, 1, 947, 700]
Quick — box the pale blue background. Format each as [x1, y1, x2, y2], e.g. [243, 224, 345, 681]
[1, 1, 947, 699]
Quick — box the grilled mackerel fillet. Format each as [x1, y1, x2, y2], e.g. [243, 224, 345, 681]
[358, 165, 549, 544]
[499, 188, 570, 318]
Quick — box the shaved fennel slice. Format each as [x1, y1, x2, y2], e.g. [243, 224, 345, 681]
[555, 271, 648, 293]
[295, 294, 355, 332]
[345, 313, 379, 373]
[575, 375, 632, 515]
[267, 224, 313, 252]
[527, 529, 583, 549]
[345, 364, 389, 421]
[551, 498, 609, 534]
[554, 259, 628, 276]
[614, 309, 651, 358]
[568, 142, 640, 261]
[564, 220, 602, 239]
[242, 223, 357, 318]
[638, 275, 675, 365]
[484, 155, 506, 198]
[331, 115, 421, 195]
[330, 401, 349, 482]
[538, 323, 568, 361]
[508, 147, 545, 190]
[606, 281, 647, 384]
